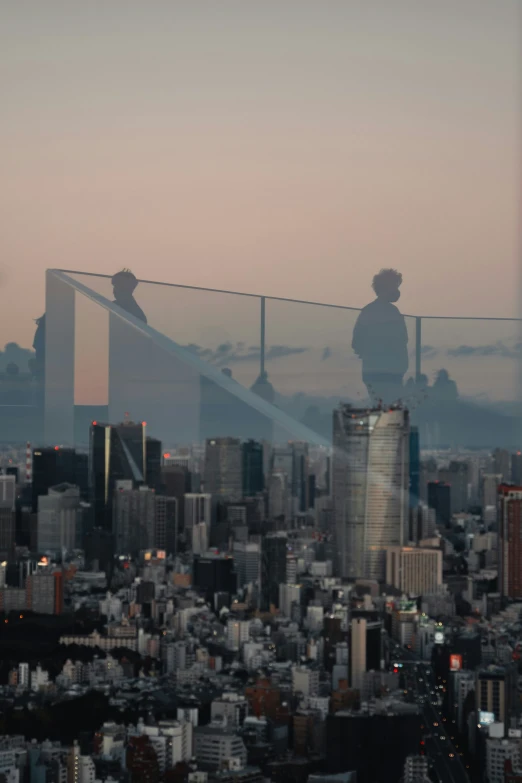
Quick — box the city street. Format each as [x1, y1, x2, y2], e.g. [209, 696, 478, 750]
[390, 641, 470, 783]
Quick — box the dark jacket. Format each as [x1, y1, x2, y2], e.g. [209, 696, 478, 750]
[352, 299, 408, 375]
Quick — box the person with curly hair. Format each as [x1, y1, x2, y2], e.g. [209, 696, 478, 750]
[352, 268, 408, 405]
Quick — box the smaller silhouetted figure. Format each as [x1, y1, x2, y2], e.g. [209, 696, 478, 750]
[352, 268, 408, 405]
[31, 314, 46, 380]
[111, 269, 147, 324]
[432, 368, 458, 403]
[250, 370, 275, 405]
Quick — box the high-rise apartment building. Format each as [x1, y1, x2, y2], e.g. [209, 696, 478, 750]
[242, 440, 264, 497]
[482, 474, 503, 522]
[427, 481, 451, 528]
[0, 474, 16, 557]
[232, 541, 260, 587]
[89, 420, 161, 530]
[350, 617, 367, 690]
[493, 448, 511, 483]
[386, 546, 442, 596]
[476, 666, 515, 724]
[332, 406, 409, 581]
[409, 427, 420, 510]
[192, 521, 209, 555]
[0, 475, 16, 508]
[261, 532, 287, 611]
[37, 483, 81, 557]
[499, 484, 522, 600]
[184, 493, 212, 536]
[439, 461, 469, 514]
[267, 471, 291, 520]
[154, 495, 177, 554]
[204, 438, 242, 502]
[113, 485, 155, 554]
[26, 570, 63, 615]
[512, 452, 522, 485]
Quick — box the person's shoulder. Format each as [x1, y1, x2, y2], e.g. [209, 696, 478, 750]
[358, 300, 379, 316]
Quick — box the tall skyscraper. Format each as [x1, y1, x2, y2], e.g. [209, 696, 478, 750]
[493, 448, 511, 483]
[499, 484, 522, 601]
[350, 617, 367, 690]
[288, 441, 308, 513]
[482, 474, 502, 522]
[409, 427, 420, 510]
[89, 420, 161, 530]
[261, 532, 287, 611]
[427, 481, 451, 528]
[439, 461, 469, 515]
[232, 541, 260, 588]
[154, 495, 178, 554]
[0, 475, 16, 508]
[184, 494, 212, 538]
[0, 474, 15, 557]
[242, 440, 264, 497]
[161, 464, 191, 537]
[511, 452, 522, 485]
[192, 521, 209, 555]
[113, 484, 156, 554]
[204, 438, 242, 502]
[332, 406, 409, 581]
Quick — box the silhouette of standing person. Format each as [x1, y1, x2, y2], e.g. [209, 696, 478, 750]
[352, 268, 408, 405]
[32, 314, 46, 380]
[432, 368, 458, 403]
[111, 269, 147, 323]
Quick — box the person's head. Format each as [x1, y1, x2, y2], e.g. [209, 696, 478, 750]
[221, 367, 233, 378]
[436, 369, 450, 383]
[112, 269, 138, 298]
[372, 268, 403, 302]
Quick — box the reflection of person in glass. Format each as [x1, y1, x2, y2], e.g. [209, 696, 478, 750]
[352, 268, 408, 405]
[432, 368, 458, 402]
[112, 269, 147, 324]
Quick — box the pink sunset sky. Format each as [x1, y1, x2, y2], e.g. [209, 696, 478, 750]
[1, 0, 521, 362]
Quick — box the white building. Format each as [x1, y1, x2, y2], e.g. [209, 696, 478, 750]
[136, 719, 193, 772]
[386, 546, 442, 596]
[486, 737, 520, 783]
[210, 693, 248, 729]
[18, 663, 29, 689]
[191, 522, 209, 556]
[291, 666, 319, 698]
[226, 620, 250, 651]
[193, 723, 247, 770]
[30, 665, 49, 691]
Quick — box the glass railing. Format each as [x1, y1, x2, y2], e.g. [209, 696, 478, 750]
[10, 268, 521, 449]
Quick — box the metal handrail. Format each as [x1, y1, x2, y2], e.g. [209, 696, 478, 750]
[54, 268, 522, 322]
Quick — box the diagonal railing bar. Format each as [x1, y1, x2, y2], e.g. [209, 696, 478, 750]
[49, 270, 331, 447]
